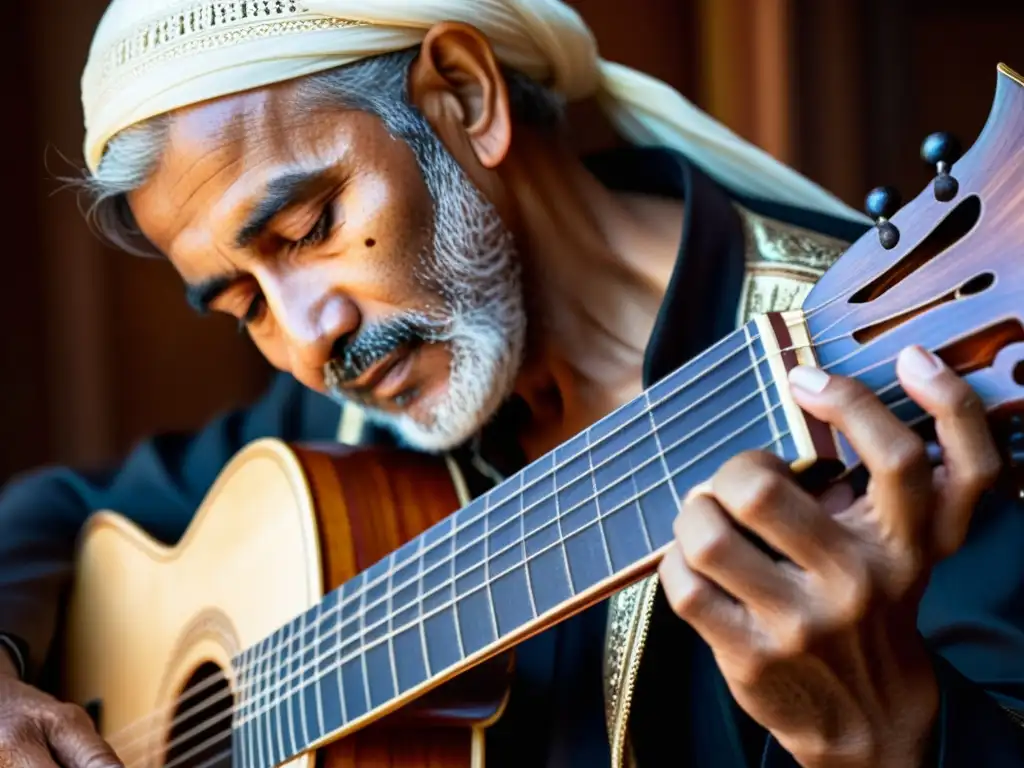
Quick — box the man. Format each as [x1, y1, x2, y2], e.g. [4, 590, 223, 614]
[1, 1, 1022, 766]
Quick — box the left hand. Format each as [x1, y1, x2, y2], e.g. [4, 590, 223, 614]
[657, 345, 1004, 768]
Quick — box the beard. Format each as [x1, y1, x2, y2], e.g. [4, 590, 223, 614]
[324, 125, 527, 454]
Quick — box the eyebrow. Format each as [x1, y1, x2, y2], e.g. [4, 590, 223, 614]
[234, 168, 330, 249]
[185, 275, 235, 314]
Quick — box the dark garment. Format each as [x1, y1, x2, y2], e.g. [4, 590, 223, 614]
[1, 147, 1022, 768]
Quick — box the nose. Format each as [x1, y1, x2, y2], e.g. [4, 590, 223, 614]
[287, 294, 360, 390]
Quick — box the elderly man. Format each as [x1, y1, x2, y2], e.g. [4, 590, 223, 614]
[1, 1, 1022, 766]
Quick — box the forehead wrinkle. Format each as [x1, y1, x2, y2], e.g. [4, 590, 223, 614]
[155, 113, 241, 211]
[158, 154, 245, 258]
[241, 89, 355, 173]
[161, 90, 266, 204]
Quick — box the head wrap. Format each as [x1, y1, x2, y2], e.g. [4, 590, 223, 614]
[81, 0, 869, 223]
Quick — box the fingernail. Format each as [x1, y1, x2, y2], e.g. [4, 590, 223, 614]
[788, 365, 830, 394]
[899, 345, 944, 381]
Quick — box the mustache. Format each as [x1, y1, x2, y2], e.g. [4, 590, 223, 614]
[324, 314, 447, 390]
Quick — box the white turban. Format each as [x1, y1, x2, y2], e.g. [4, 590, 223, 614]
[82, 0, 869, 224]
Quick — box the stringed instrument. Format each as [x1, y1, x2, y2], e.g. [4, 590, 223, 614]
[60, 62, 1024, 768]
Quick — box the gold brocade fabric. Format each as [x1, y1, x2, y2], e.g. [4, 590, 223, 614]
[602, 205, 851, 768]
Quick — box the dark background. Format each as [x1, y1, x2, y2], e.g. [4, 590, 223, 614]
[0, 0, 1021, 485]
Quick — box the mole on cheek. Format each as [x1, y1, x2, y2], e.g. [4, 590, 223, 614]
[365, 238, 376, 248]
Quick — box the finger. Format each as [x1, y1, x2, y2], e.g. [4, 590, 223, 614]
[658, 545, 751, 651]
[788, 364, 933, 545]
[43, 704, 122, 768]
[675, 493, 798, 614]
[709, 451, 854, 574]
[895, 346, 1003, 557]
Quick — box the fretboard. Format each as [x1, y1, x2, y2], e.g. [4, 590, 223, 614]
[231, 318, 807, 767]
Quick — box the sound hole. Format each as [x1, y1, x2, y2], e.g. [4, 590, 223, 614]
[165, 662, 233, 768]
[937, 319, 1024, 376]
[850, 195, 982, 304]
[1015, 360, 1024, 386]
[853, 270, 999, 344]
[956, 272, 996, 298]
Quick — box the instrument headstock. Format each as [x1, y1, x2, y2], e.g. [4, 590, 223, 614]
[804, 63, 1024, 427]
[800, 64, 1024, 483]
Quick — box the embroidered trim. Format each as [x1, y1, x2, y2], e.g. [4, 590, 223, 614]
[86, 2, 364, 104]
[734, 204, 847, 327]
[604, 575, 660, 768]
[739, 205, 850, 271]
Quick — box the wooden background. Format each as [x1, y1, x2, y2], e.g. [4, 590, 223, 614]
[0, 0, 1021, 484]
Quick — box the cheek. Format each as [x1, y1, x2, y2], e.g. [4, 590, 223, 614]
[346, 168, 433, 276]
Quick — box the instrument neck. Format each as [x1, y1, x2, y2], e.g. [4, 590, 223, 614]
[229, 316, 837, 767]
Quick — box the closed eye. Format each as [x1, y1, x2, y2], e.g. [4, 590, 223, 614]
[296, 204, 334, 249]
[238, 293, 266, 332]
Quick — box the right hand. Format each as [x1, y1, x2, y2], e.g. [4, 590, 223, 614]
[0, 653, 122, 767]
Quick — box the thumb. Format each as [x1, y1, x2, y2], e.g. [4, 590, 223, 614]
[43, 706, 123, 768]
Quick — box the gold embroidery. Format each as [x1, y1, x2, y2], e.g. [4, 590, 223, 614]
[602, 204, 850, 767]
[740, 207, 850, 271]
[85, 2, 364, 106]
[735, 206, 847, 327]
[604, 575, 659, 768]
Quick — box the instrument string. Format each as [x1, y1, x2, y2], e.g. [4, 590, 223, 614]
[106, 314, 906, 757]
[227, 320, 892, 692]
[131, 412, 797, 763]
[104, 260, 927, 757]
[108, 283, 874, 754]
[134, 384, 931, 768]
[103, 322, 776, 749]
[115, 358, 922, 765]
[241, 389, 917, 728]
[112, 280, 884, 768]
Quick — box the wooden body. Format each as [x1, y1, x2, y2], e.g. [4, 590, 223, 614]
[61, 439, 512, 768]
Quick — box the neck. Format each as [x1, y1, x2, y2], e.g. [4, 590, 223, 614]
[495, 136, 686, 460]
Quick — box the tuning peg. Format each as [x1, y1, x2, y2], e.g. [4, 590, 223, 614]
[865, 186, 902, 249]
[921, 132, 962, 202]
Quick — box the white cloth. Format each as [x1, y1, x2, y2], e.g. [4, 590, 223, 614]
[82, 0, 868, 223]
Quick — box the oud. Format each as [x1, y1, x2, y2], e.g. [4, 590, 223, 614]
[61, 63, 1024, 768]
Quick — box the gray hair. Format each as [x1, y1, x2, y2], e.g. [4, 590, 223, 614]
[77, 48, 565, 258]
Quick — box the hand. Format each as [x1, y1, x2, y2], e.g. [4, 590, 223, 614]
[657, 345, 1003, 768]
[0, 655, 121, 767]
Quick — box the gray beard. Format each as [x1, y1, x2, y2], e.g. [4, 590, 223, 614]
[328, 134, 526, 454]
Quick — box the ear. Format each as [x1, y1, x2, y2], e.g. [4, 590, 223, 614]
[408, 22, 513, 169]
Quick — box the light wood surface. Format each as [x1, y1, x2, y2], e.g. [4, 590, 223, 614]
[61, 439, 509, 768]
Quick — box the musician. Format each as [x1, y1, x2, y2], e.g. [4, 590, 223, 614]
[1, 2, 1022, 766]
